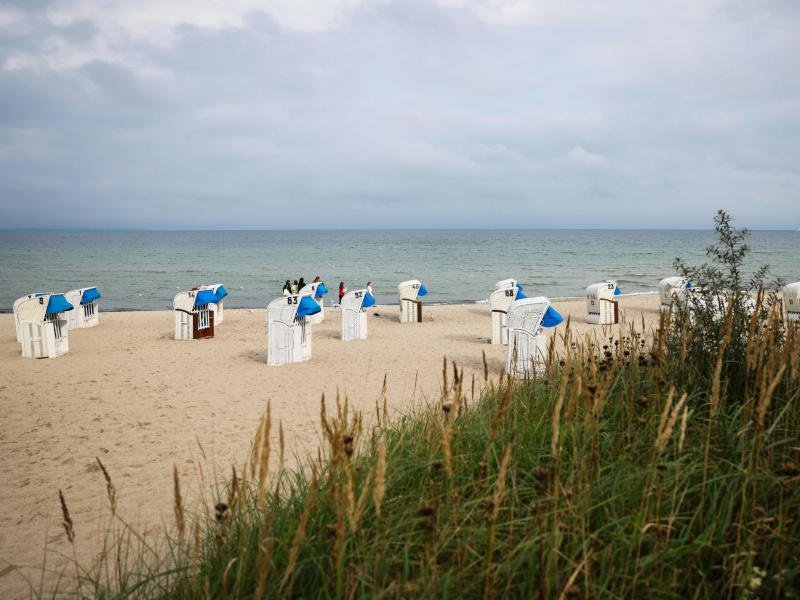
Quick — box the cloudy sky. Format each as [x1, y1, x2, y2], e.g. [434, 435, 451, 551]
[1, 0, 798, 229]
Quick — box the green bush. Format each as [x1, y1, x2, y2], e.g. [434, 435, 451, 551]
[670, 209, 785, 395]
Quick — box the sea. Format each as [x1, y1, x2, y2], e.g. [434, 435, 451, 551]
[0, 230, 795, 311]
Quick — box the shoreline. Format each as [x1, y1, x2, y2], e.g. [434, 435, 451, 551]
[0, 291, 660, 314]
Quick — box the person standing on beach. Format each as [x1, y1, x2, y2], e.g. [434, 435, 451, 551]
[366, 281, 374, 297]
[282, 280, 292, 296]
[298, 277, 306, 292]
[338, 281, 346, 305]
[291, 280, 299, 294]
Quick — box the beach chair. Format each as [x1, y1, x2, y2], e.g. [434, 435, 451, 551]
[173, 289, 216, 340]
[340, 288, 376, 341]
[658, 277, 691, 313]
[13, 292, 45, 342]
[586, 280, 622, 325]
[489, 279, 528, 344]
[783, 282, 800, 328]
[505, 297, 563, 377]
[199, 284, 228, 325]
[267, 294, 321, 365]
[64, 287, 101, 329]
[673, 287, 757, 325]
[495, 278, 517, 291]
[16, 293, 73, 358]
[398, 279, 428, 323]
[299, 281, 329, 324]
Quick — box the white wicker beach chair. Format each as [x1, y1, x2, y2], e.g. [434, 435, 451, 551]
[64, 287, 101, 329]
[266, 294, 321, 365]
[13, 293, 45, 342]
[16, 293, 72, 358]
[341, 288, 375, 341]
[586, 280, 620, 325]
[657, 277, 690, 313]
[489, 279, 519, 344]
[784, 282, 800, 328]
[505, 297, 552, 377]
[174, 289, 216, 340]
[398, 279, 427, 323]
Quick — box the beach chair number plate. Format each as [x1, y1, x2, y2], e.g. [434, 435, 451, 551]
[287, 297, 298, 305]
[355, 291, 363, 298]
[505, 290, 514, 297]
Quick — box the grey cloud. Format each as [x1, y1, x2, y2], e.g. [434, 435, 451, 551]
[0, 0, 57, 10]
[0, 0, 798, 229]
[81, 60, 168, 108]
[57, 18, 97, 42]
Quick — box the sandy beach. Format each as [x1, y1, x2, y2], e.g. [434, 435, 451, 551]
[0, 295, 660, 597]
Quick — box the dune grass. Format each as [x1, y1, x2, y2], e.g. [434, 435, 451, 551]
[55, 306, 800, 599]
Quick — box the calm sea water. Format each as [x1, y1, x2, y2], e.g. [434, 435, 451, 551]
[0, 230, 795, 311]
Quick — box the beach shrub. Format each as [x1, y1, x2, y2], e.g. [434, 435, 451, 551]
[669, 209, 784, 399]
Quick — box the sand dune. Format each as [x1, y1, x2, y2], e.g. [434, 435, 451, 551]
[0, 295, 660, 597]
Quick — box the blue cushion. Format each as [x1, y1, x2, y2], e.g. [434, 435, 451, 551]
[296, 295, 322, 317]
[46, 294, 73, 314]
[417, 284, 428, 297]
[80, 287, 101, 304]
[541, 305, 564, 327]
[213, 285, 229, 301]
[194, 289, 217, 306]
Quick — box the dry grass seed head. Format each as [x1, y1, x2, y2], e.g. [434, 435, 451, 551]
[192, 521, 201, 572]
[442, 356, 449, 403]
[250, 415, 265, 481]
[279, 421, 285, 474]
[757, 364, 787, 430]
[657, 388, 676, 441]
[656, 392, 688, 453]
[374, 438, 387, 519]
[95, 456, 116, 514]
[173, 464, 186, 544]
[551, 364, 570, 457]
[257, 403, 272, 512]
[438, 416, 454, 479]
[58, 489, 75, 544]
[678, 405, 689, 453]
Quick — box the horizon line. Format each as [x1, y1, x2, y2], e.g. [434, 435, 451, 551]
[0, 227, 797, 233]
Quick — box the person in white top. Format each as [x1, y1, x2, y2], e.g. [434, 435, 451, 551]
[366, 281, 374, 297]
